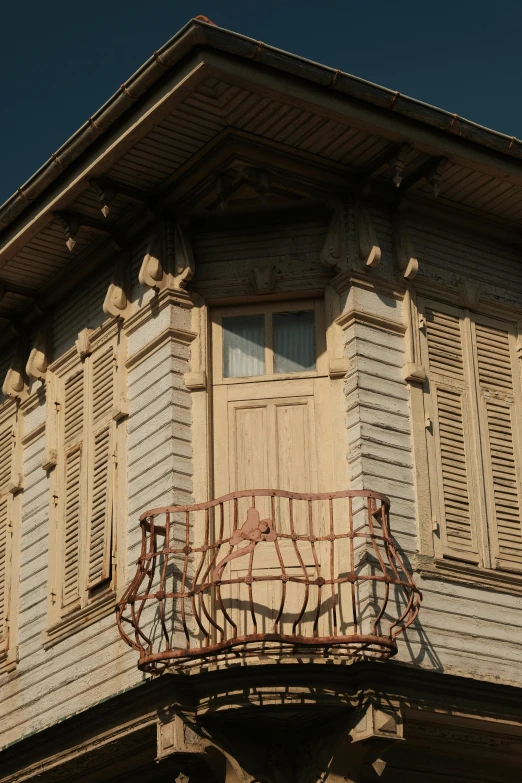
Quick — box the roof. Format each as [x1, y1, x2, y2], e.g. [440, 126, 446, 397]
[1, 17, 522, 234]
[2, 16, 522, 330]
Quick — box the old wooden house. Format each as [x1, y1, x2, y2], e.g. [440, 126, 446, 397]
[1, 16, 522, 783]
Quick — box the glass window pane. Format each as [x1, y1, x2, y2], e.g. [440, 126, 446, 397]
[223, 315, 265, 377]
[273, 311, 316, 373]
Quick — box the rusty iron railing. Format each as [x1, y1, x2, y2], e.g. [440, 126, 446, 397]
[116, 489, 420, 673]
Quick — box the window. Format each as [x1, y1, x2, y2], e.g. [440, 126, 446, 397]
[418, 299, 522, 572]
[46, 324, 126, 629]
[221, 304, 318, 380]
[0, 401, 21, 664]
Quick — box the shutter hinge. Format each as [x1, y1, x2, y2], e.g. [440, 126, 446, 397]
[432, 516, 439, 534]
[418, 314, 426, 330]
[52, 492, 59, 506]
[50, 590, 57, 605]
[425, 413, 432, 429]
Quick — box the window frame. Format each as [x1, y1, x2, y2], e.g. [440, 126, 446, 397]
[212, 299, 328, 386]
[44, 320, 127, 643]
[412, 293, 522, 583]
[0, 398, 22, 672]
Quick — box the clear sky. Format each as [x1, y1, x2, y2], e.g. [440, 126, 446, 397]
[0, 0, 519, 206]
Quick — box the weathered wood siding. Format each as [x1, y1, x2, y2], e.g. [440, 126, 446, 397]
[1, 201, 522, 752]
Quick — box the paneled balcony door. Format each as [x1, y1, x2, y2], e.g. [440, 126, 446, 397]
[210, 299, 344, 634]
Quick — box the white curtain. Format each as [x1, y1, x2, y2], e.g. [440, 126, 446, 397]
[223, 315, 265, 377]
[273, 311, 315, 373]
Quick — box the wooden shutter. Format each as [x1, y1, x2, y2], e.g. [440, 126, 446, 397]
[0, 417, 14, 647]
[423, 305, 481, 562]
[87, 345, 114, 589]
[0, 495, 8, 646]
[62, 368, 84, 609]
[473, 319, 522, 570]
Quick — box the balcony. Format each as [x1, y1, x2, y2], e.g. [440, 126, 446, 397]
[116, 489, 420, 673]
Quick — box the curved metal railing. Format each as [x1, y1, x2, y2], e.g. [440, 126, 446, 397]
[116, 489, 421, 673]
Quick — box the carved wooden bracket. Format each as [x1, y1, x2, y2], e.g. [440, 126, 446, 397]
[458, 278, 482, 311]
[394, 216, 419, 280]
[250, 264, 278, 294]
[139, 220, 166, 290]
[349, 702, 404, 778]
[173, 219, 195, 290]
[355, 201, 381, 268]
[103, 253, 131, 319]
[2, 340, 29, 400]
[321, 205, 347, 274]
[89, 177, 149, 218]
[139, 219, 195, 292]
[26, 323, 51, 381]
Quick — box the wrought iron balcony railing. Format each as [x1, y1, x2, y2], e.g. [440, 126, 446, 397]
[116, 489, 420, 673]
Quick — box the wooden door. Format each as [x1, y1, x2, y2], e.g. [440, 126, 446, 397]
[211, 300, 341, 636]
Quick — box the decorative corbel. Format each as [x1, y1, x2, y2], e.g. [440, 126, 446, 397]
[349, 701, 404, 778]
[75, 328, 93, 360]
[389, 143, 410, 188]
[320, 204, 347, 274]
[250, 264, 278, 294]
[139, 220, 167, 291]
[458, 278, 482, 311]
[355, 201, 381, 268]
[2, 340, 29, 400]
[173, 219, 195, 290]
[394, 215, 419, 280]
[90, 178, 116, 218]
[103, 253, 131, 318]
[55, 211, 80, 252]
[26, 322, 51, 381]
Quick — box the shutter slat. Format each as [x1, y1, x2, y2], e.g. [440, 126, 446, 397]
[87, 426, 111, 589]
[62, 448, 81, 608]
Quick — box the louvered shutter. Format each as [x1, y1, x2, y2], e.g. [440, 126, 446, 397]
[87, 345, 114, 589]
[0, 415, 14, 648]
[62, 368, 84, 609]
[0, 495, 8, 646]
[472, 319, 522, 571]
[423, 305, 481, 562]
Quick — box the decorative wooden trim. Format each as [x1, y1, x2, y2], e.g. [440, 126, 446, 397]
[173, 218, 195, 290]
[411, 276, 522, 322]
[250, 264, 279, 294]
[2, 340, 29, 401]
[458, 278, 482, 311]
[139, 219, 167, 291]
[336, 308, 406, 336]
[320, 203, 347, 274]
[324, 285, 350, 378]
[26, 323, 51, 381]
[394, 214, 419, 280]
[355, 200, 381, 268]
[126, 326, 197, 370]
[402, 285, 426, 383]
[42, 590, 117, 649]
[103, 252, 131, 319]
[75, 328, 93, 360]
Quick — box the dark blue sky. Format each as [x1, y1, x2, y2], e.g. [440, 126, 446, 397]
[1, 1, 519, 206]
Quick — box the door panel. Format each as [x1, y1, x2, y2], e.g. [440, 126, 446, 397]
[211, 300, 345, 639]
